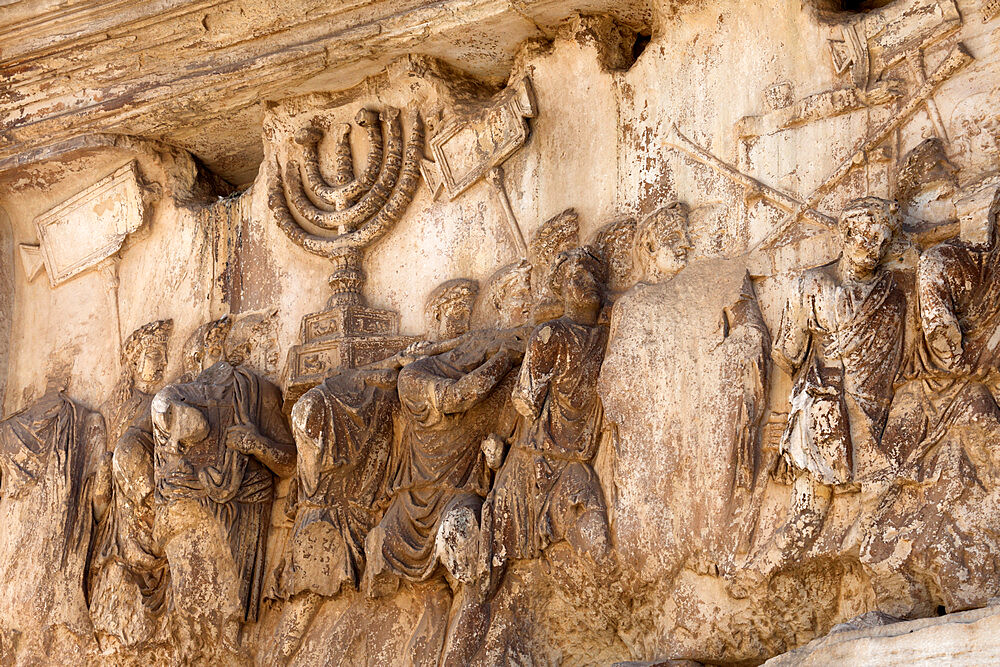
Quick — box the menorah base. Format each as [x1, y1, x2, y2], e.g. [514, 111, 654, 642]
[281, 303, 417, 410]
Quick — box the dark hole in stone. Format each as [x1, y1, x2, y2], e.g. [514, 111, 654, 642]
[937, 605, 947, 616]
[839, 0, 895, 10]
[631, 33, 651, 65]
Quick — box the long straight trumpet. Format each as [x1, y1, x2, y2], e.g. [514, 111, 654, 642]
[766, 43, 973, 249]
[666, 123, 837, 229]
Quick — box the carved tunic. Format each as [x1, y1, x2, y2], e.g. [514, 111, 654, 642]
[917, 239, 1000, 376]
[862, 240, 1000, 612]
[371, 340, 508, 582]
[88, 401, 168, 647]
[153, 361, 291, 622]
[490, 317, 608, 561]
[774, 263, 905, 484]
[0, 390, 95, 647]
[276, 371, 396, 598]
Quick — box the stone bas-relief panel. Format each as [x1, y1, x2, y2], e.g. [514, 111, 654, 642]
[4, 0, 1000, 664]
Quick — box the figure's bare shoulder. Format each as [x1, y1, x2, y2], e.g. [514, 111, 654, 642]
[530, 317, 574, 345]
[797, 260, 840, 297]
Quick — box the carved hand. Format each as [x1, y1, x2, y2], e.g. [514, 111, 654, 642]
[225, 424, 260, 456]
[90, 452, 114, 521]
[488, 331, 527, 362]
[404, 340, 436, 357]
[481, 433, 506, 470]
[164, 461, 201, 492]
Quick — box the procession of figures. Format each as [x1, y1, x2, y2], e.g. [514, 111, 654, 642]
[2, 1, 1000, 662]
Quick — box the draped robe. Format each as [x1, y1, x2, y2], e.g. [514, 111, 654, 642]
[863, 239, 1000, 613]
[276, 370, 396, 597]
[369, 339, 511, 583]
[154, 361, 291, 624]
[488, 316, 609, 562]
[0, 390, 95, 652]
[774, 262, 906, 485]
[87, 398, 168, 647]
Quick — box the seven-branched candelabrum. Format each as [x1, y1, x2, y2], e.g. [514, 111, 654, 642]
[269, 106, 424, 308]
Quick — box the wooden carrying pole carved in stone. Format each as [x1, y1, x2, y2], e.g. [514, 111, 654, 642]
[764, 43, 973, 249]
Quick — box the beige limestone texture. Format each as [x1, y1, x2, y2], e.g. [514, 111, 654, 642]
[2, 0, 1000, 664]
[765, 606, 1000, 665]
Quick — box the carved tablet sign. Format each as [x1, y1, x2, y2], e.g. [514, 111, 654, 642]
[30, 161, 146, 286]
[426, 76, 537, 199]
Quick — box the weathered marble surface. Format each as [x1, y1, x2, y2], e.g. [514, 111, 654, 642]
[2, 0, 1000, 664]
[765, 606, 1000, 666]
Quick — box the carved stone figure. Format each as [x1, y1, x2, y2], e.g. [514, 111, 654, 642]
[592, 217, 637, 296]
[88, 319, 173, 651]
[632, 202, 692, 284]
[8, 2, 1000, 664]
[742, 197, 905, 588]
[527, 208, 580, 322]
[862, 185, 1000, 616]
[364, 277, 525, 665]
[599, 200, 771, 611]
[101, 320, 174, 445]
[151, 314, 295, 662]
[896, 138, 959, 228]
[269, 367, 398, 661]
[486, 247, 613, 591]
[472, 260, 533, 330]
[0, 389, 105, 661]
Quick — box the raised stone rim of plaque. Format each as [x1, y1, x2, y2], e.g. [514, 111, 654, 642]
[428, 76, 537, 200]
[33, 161, 146, 287]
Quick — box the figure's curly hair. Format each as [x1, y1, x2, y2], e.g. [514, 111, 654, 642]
[121, 319, 173, 370]
[549, 246, 607, 298]
[425, 278, 479, 323]
[840, 196, 902, 235]
[182, 316, 231, 376]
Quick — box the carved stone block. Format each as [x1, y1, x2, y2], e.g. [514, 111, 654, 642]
[426, 77, 537, 199]
[31, 161, 147, 286]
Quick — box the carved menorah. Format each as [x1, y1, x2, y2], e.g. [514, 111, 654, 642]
[270, 106, 424, 307]
[270, 106, 424, 403]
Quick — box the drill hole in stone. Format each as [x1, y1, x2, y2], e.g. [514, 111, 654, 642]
[809, 0, 897, 11]
[631, 33, 651, 65]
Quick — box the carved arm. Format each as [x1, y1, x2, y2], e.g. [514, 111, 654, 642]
[917, 249, 966, 370]
[226, 424, 296, 478]
[439, 348, 520, 415]
[91, 452, 114, 522]
[771, 278, 809, 378]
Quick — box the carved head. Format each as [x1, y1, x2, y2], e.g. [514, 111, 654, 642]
[121, 319, 173, 394]
[838, 197, 901, 276]
[226, 309, 279, 373]
[528, 209, 580, 322]
[550, 247, 605, 320]
[151, 388, 210, 457]
[425, 278, 479, 341]
[593, 217, 637, 293]
[957, 183, 1000, 249]
[633, 202, 692, 283]
[485, 260, 532, 329]
[182, 316, 231, 378]
[950, 93, 1000, 172]
[896, 138, 958, 224]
